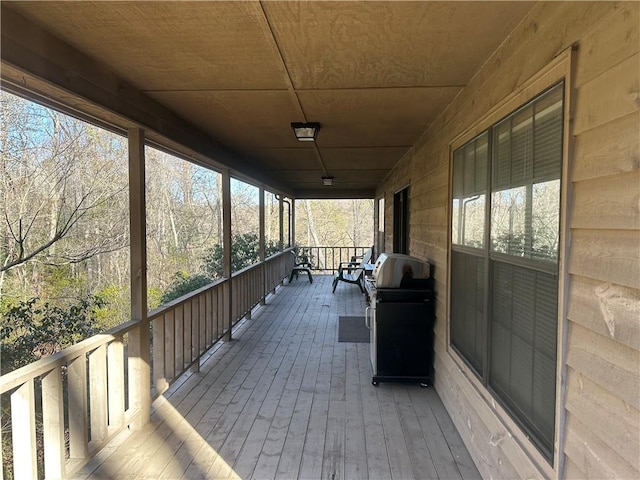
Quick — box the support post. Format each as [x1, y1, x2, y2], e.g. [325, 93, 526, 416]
[222, 169, 233, 340]
[128, 127, 150, 428]
[279, 195, 284, 252]
[291, 197, 296, 248]
[259, 188, 266, 306]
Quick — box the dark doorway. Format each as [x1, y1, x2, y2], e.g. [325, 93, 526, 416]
[393, 187, 409, 254]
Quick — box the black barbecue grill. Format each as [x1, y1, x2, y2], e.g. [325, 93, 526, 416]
[365, 253, 435, 387]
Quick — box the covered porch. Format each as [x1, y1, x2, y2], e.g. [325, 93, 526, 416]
[70, 275, 477, 480]
[2, 2, 638, 479]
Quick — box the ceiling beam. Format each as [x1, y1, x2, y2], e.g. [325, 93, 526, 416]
[0, 5, 295, 198]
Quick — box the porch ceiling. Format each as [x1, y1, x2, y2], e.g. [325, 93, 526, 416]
[1, 1, 534, 198]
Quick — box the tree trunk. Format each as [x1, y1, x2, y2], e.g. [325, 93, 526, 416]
[303, 200, 324, 269]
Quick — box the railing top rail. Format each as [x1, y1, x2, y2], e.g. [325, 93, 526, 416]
[148, 249, 294, 320]
[0, 318, 139, 393]
[147, 276, 227, 320]
[2, 247, 294, 393]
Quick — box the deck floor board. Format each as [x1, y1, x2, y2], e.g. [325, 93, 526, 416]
[71, 275, 481, 480]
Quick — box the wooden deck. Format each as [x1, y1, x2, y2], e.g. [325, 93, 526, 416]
[71, 275, 480, 480]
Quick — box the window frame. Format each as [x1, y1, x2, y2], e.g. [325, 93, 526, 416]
[446, 49, 573, 471]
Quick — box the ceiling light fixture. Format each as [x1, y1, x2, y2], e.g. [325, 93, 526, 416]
[291, 122, 320, 142]
[322, 176, 334, 186]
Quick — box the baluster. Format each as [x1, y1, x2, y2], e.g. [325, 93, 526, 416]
[153, 316, 167, 393]
[89, 345, 108, 445]
[42, 366, 65, 479]
[183, 301, 192, 367]
[107, 336, 125, 429]
[164, 311, 176, 381]
[11, 379, 37, 479]
[174, 304, 184, 375]
[191, 297, 200, 372]
[68, 354, 89, 459]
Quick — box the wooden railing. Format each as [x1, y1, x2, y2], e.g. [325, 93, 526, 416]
[296, 245, 372, 272]
[0, 249, 294, 480]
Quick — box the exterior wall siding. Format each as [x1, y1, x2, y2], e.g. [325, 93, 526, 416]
[377, 2, 640, 479]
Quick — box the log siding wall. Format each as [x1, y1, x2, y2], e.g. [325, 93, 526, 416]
[378, 3, 639, 479]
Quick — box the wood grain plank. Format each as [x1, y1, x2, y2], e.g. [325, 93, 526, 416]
[434, 353, 533, 480]
[566, 322, 640, 410]
[207, 285, 302, 464]
[377, 385, 414, 479]
[573, 2, 640, 88]
[572, 170, 640, 230]
[231, 305, 311, 479]
[343, 343, 368, 480]
[393, 386, 440, 479]
[565, 367, 640, 470]
[275, 287, 329, 479]
[357, 343, 392, 480]
[564, 412, 639, 480]
[573, 53, 640, 136]
[321, 328, 347, 480]
[569, 229, 640, 289]
[408, 387, 471, 480]
[572, 112, 640, 182]
[567, 275, 640, 351]
[298, 310, 333, 479]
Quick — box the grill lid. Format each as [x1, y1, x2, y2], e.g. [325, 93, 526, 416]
[372, 253, 430, 288]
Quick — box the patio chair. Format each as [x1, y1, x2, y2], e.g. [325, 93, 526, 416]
[289, 249, 313, 283]
[332, 247, 373, 294]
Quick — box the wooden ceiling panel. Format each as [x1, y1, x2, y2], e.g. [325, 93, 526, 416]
[271, 170, 329, 182]
[299, 87, 461, 147]
[7, 1, 289, 91]
[254, 148, 321, 171]
[3, 1, 536, 199]
[264, 1, 535, 89]
[276, 169, 386, 183]
[149, 90, 302, 150]
[320, 147, 409, 170]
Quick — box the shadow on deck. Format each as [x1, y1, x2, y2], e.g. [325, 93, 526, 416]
[71, 275, 480, 480]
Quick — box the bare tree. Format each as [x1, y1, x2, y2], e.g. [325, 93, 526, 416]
[0, 92, 129, 295]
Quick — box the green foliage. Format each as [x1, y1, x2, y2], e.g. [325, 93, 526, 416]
[160, 272, 213, 304]
[0, 296, 105, 375]
[160, 234, 280, 306]
[94, 284, 131, 330]
[148, 287, 164, 311]
[201, 233, 279, 279]
[201, 243, 226, 279]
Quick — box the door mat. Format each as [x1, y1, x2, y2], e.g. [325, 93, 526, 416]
[338, 316, 370, 343]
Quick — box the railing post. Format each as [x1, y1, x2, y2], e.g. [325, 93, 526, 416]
[279, 194, 284, 252]
[128, 127, 150, 428]
[222, 169, 233, 341]
[291, 197, 296, 248]
[278, 195, 284, 291]
[259, 187, 266, 306]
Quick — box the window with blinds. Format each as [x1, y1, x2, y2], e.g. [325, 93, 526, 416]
[452, 132, 488, 249]
[450, 82, 563, 462]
